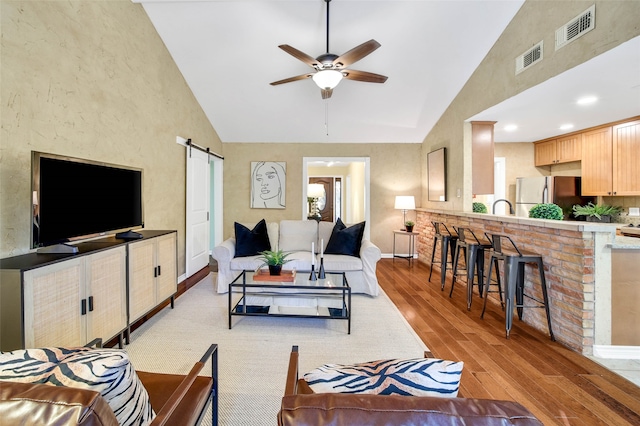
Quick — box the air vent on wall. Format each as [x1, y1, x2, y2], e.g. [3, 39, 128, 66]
[555, 5, 595, 50]
[515, 41, 543, 75]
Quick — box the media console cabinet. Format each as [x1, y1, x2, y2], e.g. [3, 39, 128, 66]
[0, 230, 177, 351]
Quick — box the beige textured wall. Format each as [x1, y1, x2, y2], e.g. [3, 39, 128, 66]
[221, 143, 422, 253]
[0, 1, 222, 275]
[422, 0, 640, 211]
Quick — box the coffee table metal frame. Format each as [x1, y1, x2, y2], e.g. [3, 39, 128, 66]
[228, 270, 351, 334]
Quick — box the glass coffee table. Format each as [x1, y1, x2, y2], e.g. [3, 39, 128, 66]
[228, 269, 351, 334]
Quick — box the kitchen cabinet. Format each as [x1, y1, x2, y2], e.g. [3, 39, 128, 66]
[582, 120, 640, 196]
[612, 120, 640, 196]
[128, 232, 177, 326]
[0, 246, 127, 350]
[534, 135, 581, 166]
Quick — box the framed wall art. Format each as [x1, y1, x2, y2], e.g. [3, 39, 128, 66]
[250, 161, 286, 209]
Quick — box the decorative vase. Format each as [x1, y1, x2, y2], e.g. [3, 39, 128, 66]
[268, 265, 282, 276]
[405, 225, 414, 233]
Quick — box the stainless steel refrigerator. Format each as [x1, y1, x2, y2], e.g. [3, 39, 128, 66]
[515, 176, 595, 219]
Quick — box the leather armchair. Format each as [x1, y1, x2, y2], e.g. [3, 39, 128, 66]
[278, 346, 543, 426]
[0, 343, 218, 426]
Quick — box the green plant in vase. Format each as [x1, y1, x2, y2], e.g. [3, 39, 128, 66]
[404, 220, 415, 232]
[528, 203, 563, 220]
[572, 202, 622, 223]
[257, 249, 293, 275]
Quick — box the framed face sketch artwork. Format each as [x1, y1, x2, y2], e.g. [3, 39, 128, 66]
[251, 161, 286, 209]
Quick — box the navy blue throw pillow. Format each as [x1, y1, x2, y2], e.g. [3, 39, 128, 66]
[324, 219, 365, 258]
[234, 219, 271, 257]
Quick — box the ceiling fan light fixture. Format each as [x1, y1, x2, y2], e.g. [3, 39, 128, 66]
[312, 70, 343, 90]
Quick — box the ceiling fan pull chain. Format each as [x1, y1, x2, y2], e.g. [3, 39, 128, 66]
[325, 101, 329, 136]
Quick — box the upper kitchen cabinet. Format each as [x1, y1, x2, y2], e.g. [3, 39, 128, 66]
[534, 135, 581, 166]
[612, 120, 640, 196]
[582, 120, 640, 196]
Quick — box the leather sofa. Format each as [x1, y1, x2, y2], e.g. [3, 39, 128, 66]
[0, 343, 218, 426]
[213, 220, 381, 296]
[278, 346, 543, 426]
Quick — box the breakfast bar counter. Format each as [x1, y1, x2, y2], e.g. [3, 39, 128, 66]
[413, 208, 639, 356]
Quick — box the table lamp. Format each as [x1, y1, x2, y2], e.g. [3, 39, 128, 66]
[308, 184, 325, 221]
[395, 196, 415, 231]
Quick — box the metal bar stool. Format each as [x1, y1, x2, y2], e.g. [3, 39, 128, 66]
[428, 221, 458, 290]
[480, 233, 555, 340]
[450, 227, 492, 310]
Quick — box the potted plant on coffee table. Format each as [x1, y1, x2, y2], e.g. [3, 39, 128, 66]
[258, 249, 293, 275]
[572, 202, 622, 223]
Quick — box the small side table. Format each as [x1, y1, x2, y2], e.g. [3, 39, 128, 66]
[393, 230, 418, 264]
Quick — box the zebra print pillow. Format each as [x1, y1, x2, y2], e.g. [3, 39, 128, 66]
[303, 357, 463, 397]
[0, 347, 155, 426]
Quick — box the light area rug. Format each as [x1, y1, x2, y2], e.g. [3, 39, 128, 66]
[125, 273, 428, 426]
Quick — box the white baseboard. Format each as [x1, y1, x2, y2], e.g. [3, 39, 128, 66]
[593, 345, 640, 359]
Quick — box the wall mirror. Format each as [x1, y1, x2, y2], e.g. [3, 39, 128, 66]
[428, 148, 446, 202]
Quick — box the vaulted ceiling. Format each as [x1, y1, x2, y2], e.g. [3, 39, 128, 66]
[137, 1, 639, 144]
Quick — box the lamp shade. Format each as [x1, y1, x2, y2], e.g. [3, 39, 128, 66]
[394, 196, 415, 210]
[308, 184, 325, 198]
[312, 70, 343, 90]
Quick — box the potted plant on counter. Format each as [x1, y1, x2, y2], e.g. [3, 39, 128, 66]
[572, 202, 622, 223]
[257, 249, 292, 275]
[529, 203, 564, 220]
[404, 221, 415, 232]
[473, 202, 488, 213]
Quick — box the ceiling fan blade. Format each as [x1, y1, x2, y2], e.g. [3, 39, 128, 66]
[333, 39, 381, 68]
[321, 88, 333, 99]
[270, 73, 313, 86]
[342, 69, 388, 84]
[278, 45, 319, 68]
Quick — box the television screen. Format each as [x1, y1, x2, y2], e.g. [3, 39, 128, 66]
[32, 152, 143, 249]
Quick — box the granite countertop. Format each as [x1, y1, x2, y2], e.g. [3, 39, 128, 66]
[416, 208, 640, 248]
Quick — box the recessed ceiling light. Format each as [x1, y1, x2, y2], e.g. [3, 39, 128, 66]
[504, 124, 518, 131]
[560, 123, 574, 130]
[577, 96, 598, 105]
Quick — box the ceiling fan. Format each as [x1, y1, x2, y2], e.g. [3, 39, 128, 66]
[270, 0, 388, 99]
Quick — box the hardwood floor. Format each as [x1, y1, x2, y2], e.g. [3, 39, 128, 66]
[377, 258, 640, 425]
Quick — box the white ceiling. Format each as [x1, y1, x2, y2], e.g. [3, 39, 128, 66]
[137, 1, 639, 145]
[471, 35, 640, 142]
[137, 0, 524, 143]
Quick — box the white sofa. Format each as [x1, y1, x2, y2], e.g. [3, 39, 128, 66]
[212, 220, 381, 296]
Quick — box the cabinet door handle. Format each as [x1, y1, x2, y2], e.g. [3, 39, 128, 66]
[154, 266, 158, 277]
[88, 296, 94, 312]
[81, 299, 87, 316]
[158, 265, 161, 276]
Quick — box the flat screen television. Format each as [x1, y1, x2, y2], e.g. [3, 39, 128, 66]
[31, 151, 144, 250]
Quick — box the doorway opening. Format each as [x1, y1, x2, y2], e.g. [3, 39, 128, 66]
[303, 157, 370, 239]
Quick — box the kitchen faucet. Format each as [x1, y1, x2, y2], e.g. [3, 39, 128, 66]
[492, 199, 514, 215]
